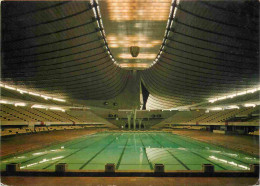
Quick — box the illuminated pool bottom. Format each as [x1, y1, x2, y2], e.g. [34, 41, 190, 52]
[1, 132, 259, 171]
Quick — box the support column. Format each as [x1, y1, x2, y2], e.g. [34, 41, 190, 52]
[127, 113, 132, 130]
[138, 119, 143, 130]
[28, 122, 35, 130]
[133, 109, 137, 130]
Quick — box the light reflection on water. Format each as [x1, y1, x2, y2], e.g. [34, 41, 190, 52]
[20, 156, 64, 169]
[2, 146, 66, 163]
[209, 155, 249, 170]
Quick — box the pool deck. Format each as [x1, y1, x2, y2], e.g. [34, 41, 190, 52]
[171, 130, 259, 157]
[1, 176, 259, 186]
[0, 129, 104, 157]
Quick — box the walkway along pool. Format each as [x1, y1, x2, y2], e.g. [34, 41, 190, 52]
[1, 132, 259, 171]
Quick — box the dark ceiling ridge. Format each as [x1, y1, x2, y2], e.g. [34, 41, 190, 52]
[12, 65, 120, 85]
[162, 50, 257, 71]
[5, 45, 104, 65]
[147, 64, 258, 86]
[166, 37, 257, 59]
[9, 72, 128, 99]
[149, 60, 255, 82]
[142, 74, 213, 97]
[173, 19, 258, 44]
[4, 7, 92, 31]
[5, 37, 103, 58]
[7, 53, 109, 73]
[2, 1, 129, 101]
[64, 76, 128, 99]
[201, 1, 259, 19]
[145, 65, 256, 87]
[170, 29, 256, 52]
[143, 69, 228, 89]
[2, 1, 68, 19]
[37, 72, 128, 93]
[29, 69, 128, 90]
[164, 44, 256, 65]
[142, 70, 254, 93]
[5, 64, 122, 86]
[4, 19, 96, 43]
[142, 71, 257, 97]
[3, 29, 100, 52]
[177, 4, 258, 33]
[3, 56, 112, 78]
[8, 51, 107, 72]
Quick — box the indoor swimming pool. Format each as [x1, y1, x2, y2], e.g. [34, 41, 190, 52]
[1, 132, 259, 171]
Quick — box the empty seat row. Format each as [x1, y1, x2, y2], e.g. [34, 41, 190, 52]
[0, 125, 94, 137]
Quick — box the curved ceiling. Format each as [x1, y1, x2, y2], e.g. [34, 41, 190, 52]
[141, 0, 259, 109]
[2, 1, 129, 101]
[1, 0, 259, 110]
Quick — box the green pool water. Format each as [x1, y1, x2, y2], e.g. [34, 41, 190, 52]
[1, 132, 259, 171]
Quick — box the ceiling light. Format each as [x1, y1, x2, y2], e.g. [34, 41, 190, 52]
[218, 96, 226, 100]
[0, 100, 13, 104]
[15, 102, 26, 107]
[237, 91, 247, 96]
[120, 63, 149, 68]
[173, 7, 177, 17]
[31, 105, 47, 109]
[29, 92, 40, 96]
[0, 100, 8, 104]
[0, 100, 12, 104]
[1, 83, 66, 102]
[4, 85, 16, 90]
[161, 46, 165, 50]
[208, 87, 260, 103]
[50, 107, 65, 112]
[226, 94, 236, 99]
[17, 89, 28, 94]
[209, 99, 217, 103]
[52, 98, 66, 102]
[210, 107, 222, 111]
[118, 53, 156, 59]
[247, 89, 257, 93]
[41, 95, 52, 100]
[226, 105, 239, 109]
[244, 104, 256, 108]
[109, 44, 119, 48]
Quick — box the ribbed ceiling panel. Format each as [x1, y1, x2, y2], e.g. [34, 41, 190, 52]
[142, 0, 259, 108]
[2, 1, 129, 100]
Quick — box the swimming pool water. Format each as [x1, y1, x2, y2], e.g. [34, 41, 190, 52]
[1, 132, 259, 171]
